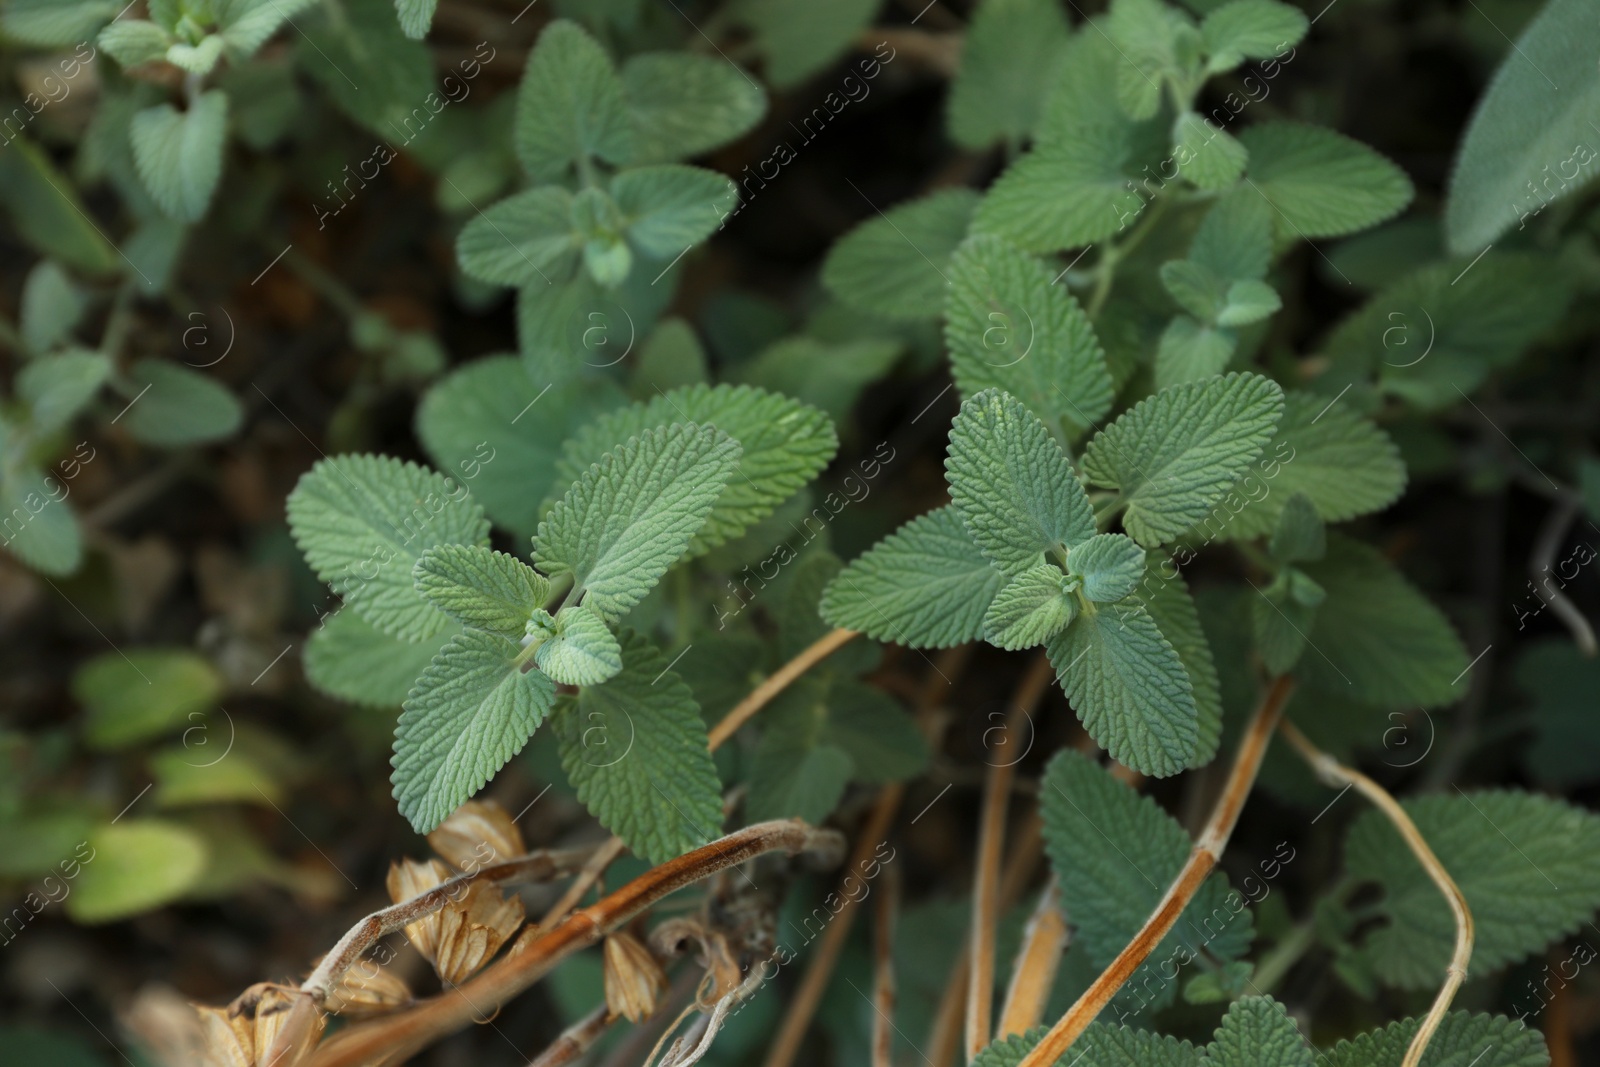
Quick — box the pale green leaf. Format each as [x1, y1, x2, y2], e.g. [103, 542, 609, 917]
[535, 604, 623, 686]
[151, 745, 281, 808]
[822, 189, 979, 322]
[2, 0, 118, 46]
[18, 349, 109, 435]
[1345, 789, 1600, 987]
[1174, 111, 1248, 192]
[947, 0, 1069, 150]
[392, 629, 556, 832]
[414, 544, 549, 638]
[611, 165, 737, 260]
[737, 0, 883, 89]
[98, 20, 173, 67]
[218, 0, 323, 58]
[65, 821, 208, 923]
[1319, 1011, 1550, 1067]
[120, 360, 242, 447]
[820, 506, 1005, 649]
[1201, 0, 1308, 72]
[1269, 491, 1325, 563]
[1138, 559, 1223, 768]
[823, 680, 928, 783]
[1156, 316, 1236, 389]
[1083, 372, 1284, 546]
[630, 318, 709, 396]
[1251, 571, 1318, 675]
[299, 0, 432, 138]
[1239, 123, 1413, 239]
[945, 235, 1115, 436]
[75, 649, 223, 749]
[455, 187, 579, 287]
[947, 389, 1098, 575]
[621, 52, 766, 165]
[1216, 280, 1280, 326]
[554, 630, 722, 863]
[287, 453, 490, 640]
[129, 90, 228, 223]
[535, 423, 741, 622]
[1445, 0, 1600, 254]
[973, 1026, 1201, 1067]
[1161, 260, 1229, 320]
[515, 19, 632, 180]
[394, 0, 436, 39]
[983, 563, 1077, 651]
[1203, 997, 1314, 1067]
[1068, 533, 1146, 603]
[1191, 186, 1273, 282]
[748, 680, 855, 826]
[19, 261, 88, 355]
[732, 336, 902, 423]
[0, 136, 120, 276]
[972, 124, 1148, 253]
[1107, 0, 1189, 121]
[166, 35, 224, 75]
[0, 464, 82, 576]
[553, 383, 834, 555]
[303, 609, 459, 707]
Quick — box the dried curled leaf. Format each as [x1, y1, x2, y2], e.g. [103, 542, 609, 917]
[386, 857, 526, 984]
[603, 931, 667, 1023]
[426, 798, 527, 872]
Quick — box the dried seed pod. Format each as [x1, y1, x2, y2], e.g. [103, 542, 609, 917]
[385, 857, 526, 985]
[603, 931, 667, 1023]
[321, 957, 413, 1017]
[427, 799, 526, 872]
[197, 982, 324, 1067]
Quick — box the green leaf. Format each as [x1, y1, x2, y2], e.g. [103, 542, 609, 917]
[821, 506, 1006, 649]
[392, 629, 556, 832]
[554, 630, 722, 864]
[1161, 260, 1229, 320]
[824, 680, 928, 782]
[620, 52, 766, 165]
[535, 423, 741, 623]
[165, 34, 225, 75]
[219, 0, 324, 59]
[945, 235, 1115, 436]
[75, 649, 223, 749]
[2, 0, 119, 46]
[455, 187, 579, 287]
[303, 609, 460, 708]
[0, 464, 82, 576]
[1068, 533, 1146, 603]
[1204, 997, 1314, 1067]
[98, 19, 173, 66]
[1239, 123, 1413, 240]
[1041, 750, 1252, 1010]
[1048, 602, 1199, 776]
[18, 349, 109, 435]
[748, 680, 856, 826]
[947, 0, 1069, 150]
[1251, 570, 1320, 676]
[1318, 1012, 1550, 1067]
[972, 124, 1148, 253]
[1216, 280, 1280, 326]
[1445, 0, 1600, 253]
[416, 356, 625, 537]
[0, 136, 120, 276]
[736, 0, 883, 89]
[1201, 392, 1405, 540]
[631, 318, 710, 396]
[121, 359, 243, 447]
[1295, 535, 1468, 709]
[732, 336, 902, 423]
[1174, 111, 1248, 192]
[1201, 0, 1308, 72]
[1269, 491, 1325, 563]
[1138, 560, 1223, 768]
[822, 189, 980, 322]
[1156, 316, 1236, 389]
[973, 1026, 1201, 1067]
[552, 383, 837, 555]
[1517, 640, 1600, 789]
[1106, 0, 1189, 121]
[611, 165, 737, 260]
[946, 389, 1098, 577]
[534, 605, 623, 686]
[151, 744, 282, 808]
[393, 0, 436, 39]
[515, 19, 632, 180]
[414, 544, 548, 638]
[1345, 789, 1600, 988]
[1083, 372, 1285, 547]
[129, 90, 229, 223]
[287, 453, 490, 640]
[65, 821, 208, 923]
[983, 563, 1077, 651]
[299, 0, 432, 138]
[1191, 186, 1273, 282]
[19, 261, 88, 355]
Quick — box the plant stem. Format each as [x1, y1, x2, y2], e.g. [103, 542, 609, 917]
[1277, 720, 1473, 1067]
[305, 821, 845, 1067]
[527, 1004, 614, 1067]
[707, 627, 859, 750]
[997, 875, 1068, 1037]
[1015, 675, 1295, 1067]
[967, 653, 1053, 1059]
[872, 864, 901, 1067]
[1085, 195, 1171, 319]
[1249, 918, 1315, 995]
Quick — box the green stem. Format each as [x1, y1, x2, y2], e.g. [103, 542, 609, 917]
[278, 243, 364, 319]
[100, 280, 137, 359]
[1084, 195, 1171, 319]
[1250, 919, 1315, 995]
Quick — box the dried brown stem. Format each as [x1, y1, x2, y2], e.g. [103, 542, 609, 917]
[872, 866, 901, 1067]
[540, 837, 629, 929]
[967, 654, 1053, 1059]
[997, 876, 1067, 1037]
[1277, 719, 1474, 1067]
[1015, 675, 1295, 1067]
[707, 628, 859, 750]
[528, 1004, 613, 1067]
[301, 846, 598, 1004]
[306, 820, 844, 1067]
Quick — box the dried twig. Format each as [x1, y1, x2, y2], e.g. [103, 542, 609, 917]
[872, 866, 901, 1067]
[997, 876, 1067, 1037]
[527, 1004, 612, 1067]
[967, 654, 1053, 1059]
[1278, 719, 1474, 1067]
[540, 837, 629, 929]
[1015, 675, 1296, 1067]
[300, 846, 598, 1004]
[707, 628, 860, 749]
[306, 821, 844, 1067]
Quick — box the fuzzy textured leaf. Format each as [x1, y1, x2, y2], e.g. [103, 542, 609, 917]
[304, 609, 459, 708]
[621, 52, 766, 165]
[983, 564, 1076, 651]
[822, 189, 980, 322]
[515, 20, 632, 180]
[129, 91, 228, 223]
[1318, 1011, 1550, 1067]
[535, 605, 623, 687]
[413, 544, 548, 639]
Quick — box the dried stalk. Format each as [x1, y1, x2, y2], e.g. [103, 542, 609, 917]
[1277, 719, 1474, 1067]
[997, 876, 1067, 1037]
[306, 820, 844, 1067]
[872, 866, 901, 1067]
[540, 837, 629, 929]
[527, 1004, 612, 1067]
[1014, 675, 1295, 1067]
[301, 846, 598, 1004]
[707, 628, 859, 749]
[967, 654, 1053, 1059]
